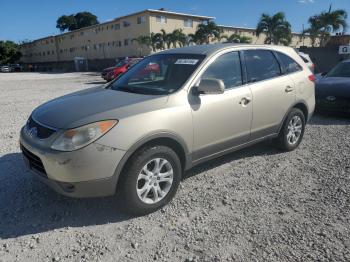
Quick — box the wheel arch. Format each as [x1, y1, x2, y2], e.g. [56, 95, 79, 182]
[278, 101, 309, 134]
[112, 132, 191, 193]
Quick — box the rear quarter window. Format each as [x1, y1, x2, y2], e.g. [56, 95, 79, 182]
[276, 52, 303, 74]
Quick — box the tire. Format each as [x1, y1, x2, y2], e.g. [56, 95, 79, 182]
[119, 145, 182, 216]
[276, 108, 306, 151]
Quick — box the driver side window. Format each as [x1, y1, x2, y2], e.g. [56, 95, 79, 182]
[201, 51, 243, 89]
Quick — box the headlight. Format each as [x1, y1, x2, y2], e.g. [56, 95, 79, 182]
[51, 120, 118, 151]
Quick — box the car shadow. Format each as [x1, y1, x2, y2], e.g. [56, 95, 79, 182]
[308, 112, 350, 126]
[0, 140, 280, 239]
[0, 153, 132, 239]
[184, 140, 281, 180]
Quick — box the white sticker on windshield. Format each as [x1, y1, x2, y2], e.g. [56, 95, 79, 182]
[175, 59, 199, 65]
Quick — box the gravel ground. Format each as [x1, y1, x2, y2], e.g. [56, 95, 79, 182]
[0, 72, 349, 262]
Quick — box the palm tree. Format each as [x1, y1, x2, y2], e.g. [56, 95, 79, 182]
[149, 32, 162, 52]
[214, 33, 228, 43]
[225, 34, 252, 44]
[305, 6, 347, 47]
[172, 29, 187, 47]
[256, 12, 292, 45]
[132, 35, 151, 56]
[188, 32, 202, 45]
[196, 21, 222, 44]
[133, 33, 162, 53]
[160, 29, 172, 49]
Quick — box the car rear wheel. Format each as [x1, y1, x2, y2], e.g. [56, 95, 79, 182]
[276, 108, 306, 151]
[119, 145, 182, 215]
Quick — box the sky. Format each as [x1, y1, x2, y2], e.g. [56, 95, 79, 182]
[0, 0, 349, 42]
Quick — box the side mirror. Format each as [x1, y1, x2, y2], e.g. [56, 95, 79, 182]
[321, 72, 327, 77]
[195, 78, 225, 95]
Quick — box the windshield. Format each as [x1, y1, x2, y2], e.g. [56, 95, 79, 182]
[327, 62, 350, 78]
[109, 54, 205, 95]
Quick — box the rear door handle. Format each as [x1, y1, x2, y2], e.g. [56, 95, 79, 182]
[285, 86, 294, 92]
[239, 97, 252, 106]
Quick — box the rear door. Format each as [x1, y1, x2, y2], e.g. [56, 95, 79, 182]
[243, 49, 296, 139]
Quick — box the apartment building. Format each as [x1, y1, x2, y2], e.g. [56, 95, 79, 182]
[20, 8, 316, 66]
[20, 9, 213, 64]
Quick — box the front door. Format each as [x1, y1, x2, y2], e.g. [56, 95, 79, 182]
[190, 51, 253, 162]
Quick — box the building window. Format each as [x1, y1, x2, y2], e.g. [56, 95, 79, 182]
[137, 16, 146, 24]
[114, 23, 120, 30]
[124, 39, 129, 46]
[117, 41, 122, 47]
[80, 31, 84, 36]
[156, 15, 167, 23]
[123, 21, 130, 27]
[184, 18, 193, 28]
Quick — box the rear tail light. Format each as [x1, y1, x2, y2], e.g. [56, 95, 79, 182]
[308, 75, 315, 82]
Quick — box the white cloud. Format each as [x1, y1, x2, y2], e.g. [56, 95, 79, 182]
[298, 0, 315, 4]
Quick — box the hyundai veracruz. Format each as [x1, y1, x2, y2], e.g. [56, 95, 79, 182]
[20, 44, 315, 215]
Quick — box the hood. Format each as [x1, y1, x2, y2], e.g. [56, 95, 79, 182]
[32, 86, 168, 129]
[315, 77, 350, 98]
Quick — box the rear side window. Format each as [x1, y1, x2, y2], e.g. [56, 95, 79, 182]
[276, 52, 302, 74]
[244, 50, 281, 83]
[201, 51, 242, 89]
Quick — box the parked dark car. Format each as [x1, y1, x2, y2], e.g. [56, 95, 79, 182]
[315, 59, 350, 114]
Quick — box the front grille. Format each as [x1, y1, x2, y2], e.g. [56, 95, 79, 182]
[20, 144, 47, 176]
[27, 116, 56, 139]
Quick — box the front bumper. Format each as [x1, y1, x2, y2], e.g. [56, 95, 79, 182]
[20, 127, 126, 197]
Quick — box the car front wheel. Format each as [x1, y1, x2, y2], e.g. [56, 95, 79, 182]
[119, 145, 182, 215]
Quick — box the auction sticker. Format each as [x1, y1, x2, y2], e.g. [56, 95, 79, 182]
[175, 59, 199, 65]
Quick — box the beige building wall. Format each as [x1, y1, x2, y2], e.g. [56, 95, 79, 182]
[20, 36, 58, 63]
[20, 9, 319, 64]
[55, 11, 151, 61]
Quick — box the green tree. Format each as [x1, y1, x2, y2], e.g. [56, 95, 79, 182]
[171, 29, 187, 47]
[225, 34, 252, 43]
[132, 35, 151, 55]
[305, 6, 347, 47]
[0, 41, 22, 64]
[160, 29, 172, 49]
[195, 21, 222, 44]
[256, 12, 292, 45]
[56, 12, 99, 32]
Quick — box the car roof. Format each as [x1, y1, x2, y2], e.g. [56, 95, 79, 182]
[157, 43, 293, 56]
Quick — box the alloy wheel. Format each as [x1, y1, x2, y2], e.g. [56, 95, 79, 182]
[287, 115, 303, 145]
[136, 158, 174, 204]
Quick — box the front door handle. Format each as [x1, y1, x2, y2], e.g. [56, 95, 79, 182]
[285, 86, 294, 92]
[239, 97, 252, 106]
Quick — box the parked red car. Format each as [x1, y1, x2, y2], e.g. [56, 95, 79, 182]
[102, 58, 160, 82]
